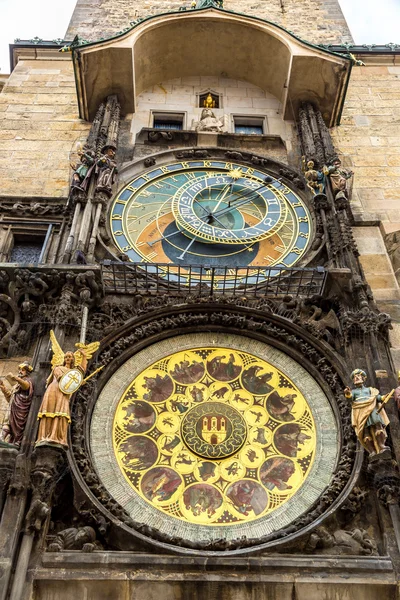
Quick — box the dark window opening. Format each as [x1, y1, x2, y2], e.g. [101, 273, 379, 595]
[233, 116, 265, 135]
[153, 112, 184, 130]
[9, 234, 45, 263]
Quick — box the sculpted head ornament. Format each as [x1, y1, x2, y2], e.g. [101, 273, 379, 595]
[350, 368, 367, 381]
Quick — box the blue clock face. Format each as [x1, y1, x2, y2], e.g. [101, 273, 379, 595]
[110, 159, 312, 289]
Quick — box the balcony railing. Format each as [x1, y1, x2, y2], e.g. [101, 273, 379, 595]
[100, 261, 326, 298]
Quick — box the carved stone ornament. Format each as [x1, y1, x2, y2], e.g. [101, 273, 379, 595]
[0, 266, 103, 355]
[69, 305, 360, 554]
[305, 525, 377, 556]
[25, 445, 66, 534]
[0, 200, 69, 216]
[47, 526, 101, 552]
[191, 109, 229, 133]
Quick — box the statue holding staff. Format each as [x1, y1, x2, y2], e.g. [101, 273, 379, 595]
[344, 369, 392, 456]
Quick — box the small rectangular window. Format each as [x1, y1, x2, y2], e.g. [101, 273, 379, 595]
[152, 112, 185, 130]
[9, 235, 46, 263]
[233, 116, 266, 135]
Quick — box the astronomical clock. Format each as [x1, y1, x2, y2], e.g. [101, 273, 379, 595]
[74, 152, 353, 553]
[109, 158, 312, 288]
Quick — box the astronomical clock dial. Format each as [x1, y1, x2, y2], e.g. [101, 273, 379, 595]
[110, 160, 312, 288]
[92, 334, 338, 545]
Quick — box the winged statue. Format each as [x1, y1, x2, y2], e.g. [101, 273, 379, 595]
[37, 330, 101, 448]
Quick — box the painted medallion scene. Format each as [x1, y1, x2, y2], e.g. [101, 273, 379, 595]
[113, 346, 316, 526]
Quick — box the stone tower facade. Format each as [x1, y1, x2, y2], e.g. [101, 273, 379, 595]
[1, 1, 400, 599]
[66, 0, 353, 45]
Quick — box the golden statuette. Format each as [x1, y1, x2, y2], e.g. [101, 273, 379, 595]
[36, 330, 101, 448]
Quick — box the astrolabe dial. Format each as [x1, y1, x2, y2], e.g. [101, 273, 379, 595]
[171, 170, 287, 245]
[110, 159, 312, 289]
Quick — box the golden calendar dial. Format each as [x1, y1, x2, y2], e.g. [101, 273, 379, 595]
[91, 334, 338, 545]
[112, 346, 316, 525]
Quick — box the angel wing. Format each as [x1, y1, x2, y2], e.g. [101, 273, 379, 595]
[74, 340, 100, 367]
[50, 330, 65, 369]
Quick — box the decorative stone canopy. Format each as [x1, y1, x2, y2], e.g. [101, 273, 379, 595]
[72, 8, 351, 126]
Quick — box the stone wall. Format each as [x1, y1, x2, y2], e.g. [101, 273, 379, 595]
[133, 75, 294, 160]
[0, 58, 89, 198]
[134, 76, 286, 134]
[332, 59, 400, 369]
[65, 0, 352, 46]
[332, 62, 400, 227]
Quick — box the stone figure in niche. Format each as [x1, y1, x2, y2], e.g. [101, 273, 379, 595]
[0, 362, 34, 448]
[71, 147, 95, 191]
[344, 368, 392, 456]
[325, 157, 353, 199]
[36, 331, 100, 448]
[192, 109, 228, 133]
[96, 145, 118, 196]
[306, 526, 377, 555]
[302, 157, 325, 195]
[48, 526, 98, 552]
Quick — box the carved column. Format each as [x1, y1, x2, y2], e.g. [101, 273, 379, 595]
[0, 446, 18, 516]
[62, 95, 121, 264]
[63, 193, 84, 263]
[0, 453, 30, 600]
[8, 446, 66, 600]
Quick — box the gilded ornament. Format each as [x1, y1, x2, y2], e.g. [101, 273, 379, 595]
[36, 331, 101, 448]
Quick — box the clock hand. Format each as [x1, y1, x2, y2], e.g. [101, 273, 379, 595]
[177, 236, 197, 260]
[210, 190, 262, 221]
[193, 198, 211, 217]
[208, 181, 270, 221]
[147, 228, 182, 247]
[210, 182, 232, 215]
[148, 199, 211, 247]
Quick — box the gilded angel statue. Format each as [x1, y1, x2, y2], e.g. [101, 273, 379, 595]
[36, 331, 100, 448]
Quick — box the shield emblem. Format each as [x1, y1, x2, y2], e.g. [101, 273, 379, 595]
[59, 368, 84, 395]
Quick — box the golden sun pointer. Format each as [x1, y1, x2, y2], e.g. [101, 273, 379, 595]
[229, 168, 242, 180]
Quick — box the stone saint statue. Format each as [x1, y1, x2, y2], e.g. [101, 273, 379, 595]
[48, 526, 98, 552]
[36, 331, 100, 448]
[195, 0, 223, 7]
[193, 109, 228, 133]
[0, 362, 34, 448]
[344, 369, 391, 456]
[95, 145, 118, 197]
